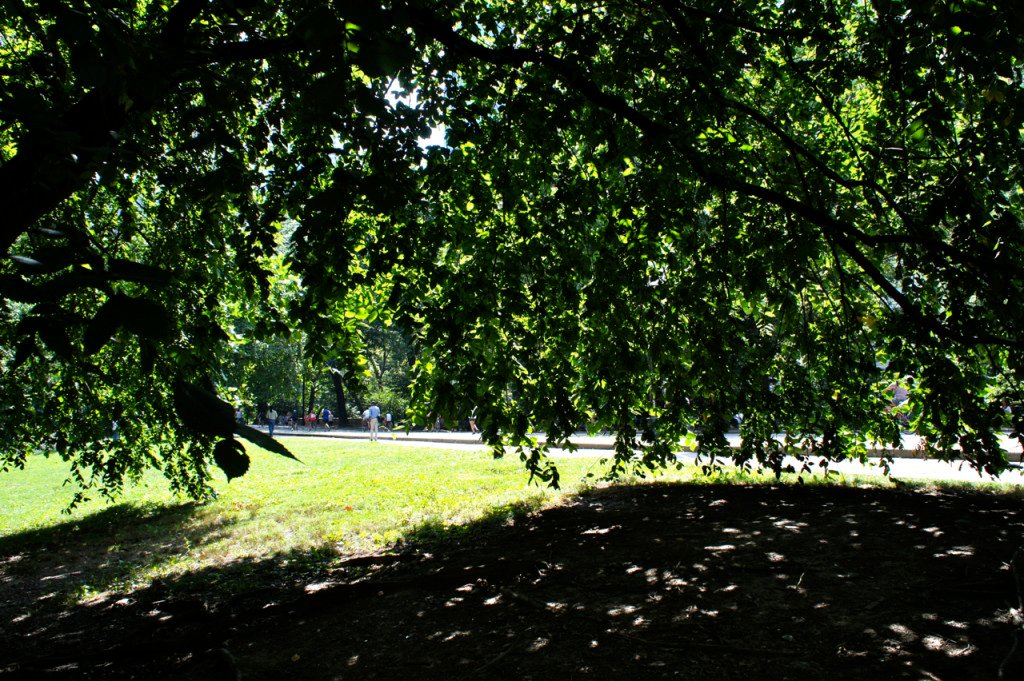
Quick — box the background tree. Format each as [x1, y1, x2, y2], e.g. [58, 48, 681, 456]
[1, 0, 1022, 496]
[223, 333, 303, 418]
[357, 321, 414, 421]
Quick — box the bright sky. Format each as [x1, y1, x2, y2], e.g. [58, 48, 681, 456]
[388, 80, 448, 148]
[420, 123, 447, 147]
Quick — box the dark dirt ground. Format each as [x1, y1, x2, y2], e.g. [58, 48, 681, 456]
[2, 481, 1024, 680]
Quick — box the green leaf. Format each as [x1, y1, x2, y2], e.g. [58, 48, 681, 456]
[105, 259, 174, 285]
[10, 340, 36, 371]
[29, 246, 86, 271]
[10, 255, 45, 271]
[0, 275, 40, 302]
[336, 1, 388, 30]
[173, 381, 236, 438]
[82, 299, 120, 355]
[83, 294, 174, 354]
[213, 438, 250, 481]
[908, 118, 927, 142]
[120, 299, 174, 341]
[38, 325, 74, 360]
[356, 35, 416, 78]
[235, 423, 301, 462]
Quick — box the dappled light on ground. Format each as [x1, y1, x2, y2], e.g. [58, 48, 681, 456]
[1, 482, 1023, 679]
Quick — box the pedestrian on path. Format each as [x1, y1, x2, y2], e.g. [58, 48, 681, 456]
[368, 401, 381, 441]
[884, 380, 911, 428]
[884, 382, 909, 407]
[267, 407, 278, 437]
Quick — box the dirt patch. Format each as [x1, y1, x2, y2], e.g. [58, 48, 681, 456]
[2, 482, 1023, 679]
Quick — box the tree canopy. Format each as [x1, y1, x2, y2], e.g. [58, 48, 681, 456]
[2, 0, 1023, 498]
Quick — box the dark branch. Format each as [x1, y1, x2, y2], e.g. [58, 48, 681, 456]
[200, 36, 304, 65]
[663, 0, 804, 39]
[408, 5, 1024, 350]
[0, 16, 305, 255]
[162, 0, 209, 44]
[721, 97, 911, 223]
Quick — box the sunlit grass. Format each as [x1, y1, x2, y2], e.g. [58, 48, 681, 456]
[0, 439, 633, 599]
[2, 439, 1018, 607]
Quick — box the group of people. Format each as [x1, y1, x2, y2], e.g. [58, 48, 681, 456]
[254, 404, 396, 440]
[419, 410, 479, 433]
[263, 406, 473, 438]
[240, 384, 1024, 443]
[241, 406, 337, 436]
[299, 407, 346, 431]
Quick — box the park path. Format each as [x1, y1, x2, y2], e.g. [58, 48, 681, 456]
[257, 425, 1024, 484]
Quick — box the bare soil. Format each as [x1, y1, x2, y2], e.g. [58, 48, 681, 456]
[2, 481, 1023, 680]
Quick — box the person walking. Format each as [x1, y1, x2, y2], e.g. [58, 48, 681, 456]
[469, 407, 479, 434]
[884, 381, 911, 429]
[267, 406, 278, 437]
[321, 406, 332, 430]
[884, 382, 909, 407]
[368, 402, 381, 441]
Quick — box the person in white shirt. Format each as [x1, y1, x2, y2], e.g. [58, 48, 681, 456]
[267, 407, 278, 437]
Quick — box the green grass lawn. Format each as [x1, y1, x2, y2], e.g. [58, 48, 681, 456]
[5, 439, 1017, 609]
[0, 439, 634, 602]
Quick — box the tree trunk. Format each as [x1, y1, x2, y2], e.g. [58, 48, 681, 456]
[330, 371, 348, 421]
[306, 385, 316, 415]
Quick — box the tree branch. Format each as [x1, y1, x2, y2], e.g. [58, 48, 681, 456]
[663, 0, 804, 39]
[200, 36, 304, 65]
[162, 0, 209, 44]
[721, 97, 911, 223]
[0, 89, 129, 254]
[407, 4, 1024, 350]
[0, 15, 304, 255]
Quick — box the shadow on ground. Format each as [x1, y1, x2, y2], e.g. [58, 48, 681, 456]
[2, 482, 1023, 680]
[0, 501, 203, 624]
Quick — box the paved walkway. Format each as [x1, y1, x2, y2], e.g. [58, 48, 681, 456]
[259, 426, 1024, 484]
